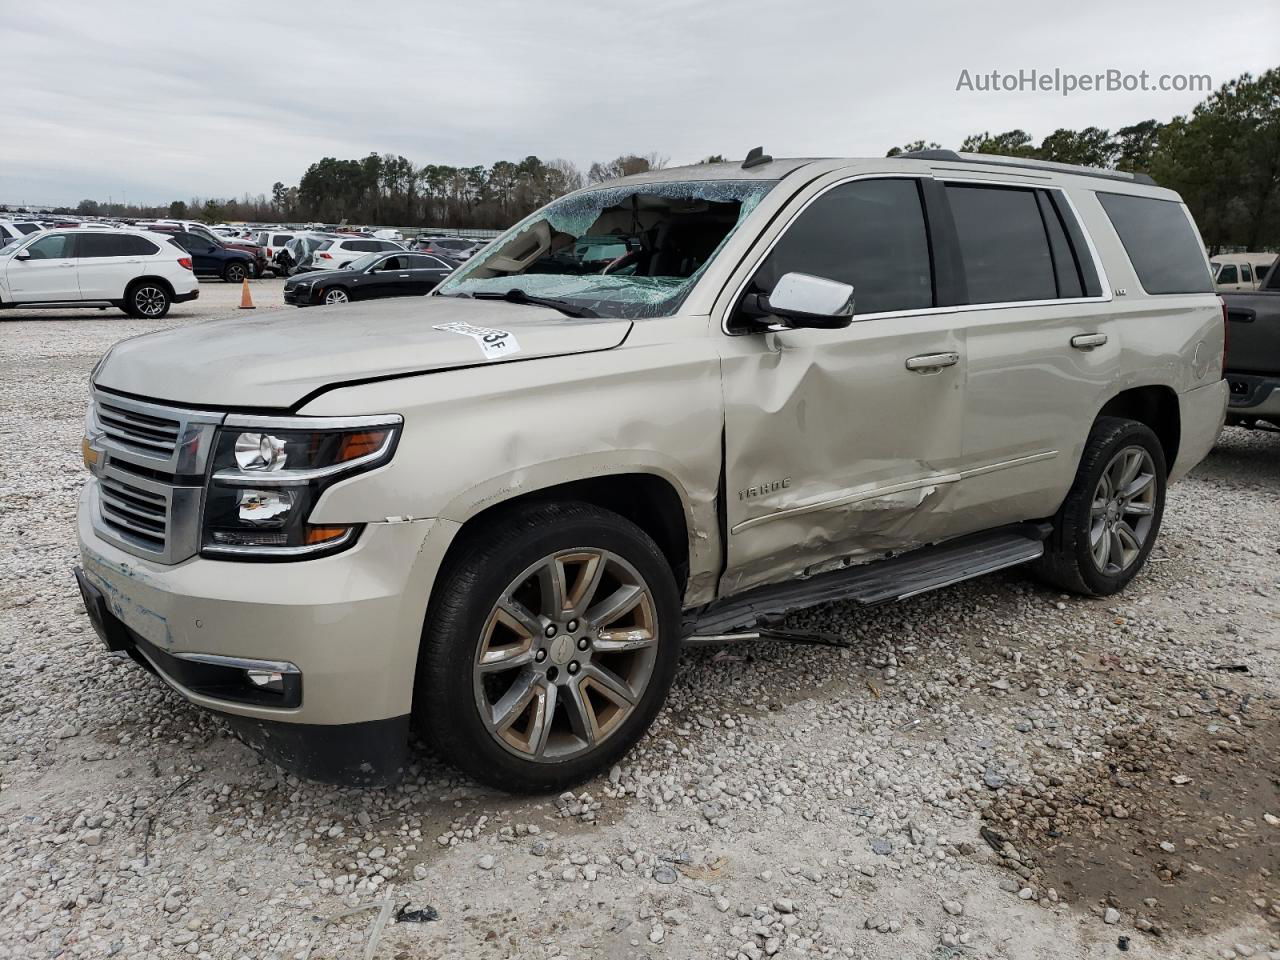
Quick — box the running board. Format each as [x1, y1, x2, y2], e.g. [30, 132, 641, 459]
[684, 524, 1050, 639]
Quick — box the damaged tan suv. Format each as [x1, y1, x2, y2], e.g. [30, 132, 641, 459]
[75, 150, 1227, 791]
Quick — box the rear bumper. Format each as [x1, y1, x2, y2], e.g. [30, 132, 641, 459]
[1225, 372, 1280, 418]
[1170, 378, 1228, 481]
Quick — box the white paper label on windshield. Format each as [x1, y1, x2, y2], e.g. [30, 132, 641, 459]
[432, 322, 521, 361]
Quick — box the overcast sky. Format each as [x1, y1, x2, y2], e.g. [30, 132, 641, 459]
[3, 0, 1277, 207]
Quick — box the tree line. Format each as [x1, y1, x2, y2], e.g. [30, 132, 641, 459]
[14, 68, 1277, 252]
[889, 68, 1279, 253]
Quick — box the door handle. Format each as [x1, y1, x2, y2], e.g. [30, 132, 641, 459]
[398, 274, 410, 278]
[59, 262, 76, 268]
[1071, 333, 1108, 349]
[905, 352, 960, 372]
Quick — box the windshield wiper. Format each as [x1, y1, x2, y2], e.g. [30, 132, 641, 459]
[471, 288, 598, 318]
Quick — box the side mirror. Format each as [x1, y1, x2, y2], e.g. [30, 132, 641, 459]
[13, 248, 32, 261]
[751, 272, 855, 329]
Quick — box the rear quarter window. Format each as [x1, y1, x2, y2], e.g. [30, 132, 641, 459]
[1097, 192, 1213, 295]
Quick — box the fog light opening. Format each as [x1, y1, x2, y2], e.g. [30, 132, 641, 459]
[246, 669, 286, 694]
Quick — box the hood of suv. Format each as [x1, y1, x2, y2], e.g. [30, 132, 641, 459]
[93, 297, 633, 409]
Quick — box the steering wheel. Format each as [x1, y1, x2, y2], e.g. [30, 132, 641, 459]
[601, 250, 640, 275]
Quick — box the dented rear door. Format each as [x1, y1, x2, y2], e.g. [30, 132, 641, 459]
[715, 173, 969, 596]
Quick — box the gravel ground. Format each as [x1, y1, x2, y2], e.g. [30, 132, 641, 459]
[1, 291, 1278, 960]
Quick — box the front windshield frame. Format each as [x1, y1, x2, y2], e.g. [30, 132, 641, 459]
[436, 178, 777, 319]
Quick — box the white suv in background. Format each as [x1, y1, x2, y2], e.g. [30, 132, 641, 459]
[0, 218, 45, 244]
[310, 236, 405, 271]
[0, 228, 199, 318]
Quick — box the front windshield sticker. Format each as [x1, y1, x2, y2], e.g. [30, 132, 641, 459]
[433, 321, 522, 360]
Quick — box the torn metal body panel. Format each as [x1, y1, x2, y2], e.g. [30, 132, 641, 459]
[717, 315, 967, 595]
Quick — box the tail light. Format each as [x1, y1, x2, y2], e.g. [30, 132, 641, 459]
[178, 257, 193, 271]
[1220, 296, 1229, 377]
[318, 252, 332, 259]
[265, 248, 273, 257]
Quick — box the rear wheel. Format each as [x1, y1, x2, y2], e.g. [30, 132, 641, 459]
[1034, 416, 1166, 597]
[417, 502, 680, 793]
[124, 282, 171, 319]
[320, 287, 349, 305]
[223, 262, 248, 284]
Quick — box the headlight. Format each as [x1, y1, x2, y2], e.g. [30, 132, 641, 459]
[201, 415, 401, 560]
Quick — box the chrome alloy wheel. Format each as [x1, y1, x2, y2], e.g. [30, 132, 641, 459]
[1089, 445, 1157, 575]
[323, 288, 349, 305]
[134, 286, 166, 317]
[472, 548, 659, 762]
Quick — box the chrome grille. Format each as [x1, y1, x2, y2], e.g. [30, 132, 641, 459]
[98, 474, 168, 549]
[86, 390, 225, 564]
[95, 400, 181, 458]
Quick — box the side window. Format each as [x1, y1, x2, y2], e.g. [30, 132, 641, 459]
[16, 223, 41, 235]
[381, 256, 405, 270]
[1240, 263, 1253, 282]
[78, 234, 123, 257]
[119, 235, 159, 256]
[377, 241, 400, 251]
[25, 234, 72, 258]
[1218, 264, 1238, 284]
[1096, 192, 1213, 295]
[748, 178, 934, 316]
[945, 184, 1057, 304]
[0, 225, 12, 240]
[273, 234, 291, 246]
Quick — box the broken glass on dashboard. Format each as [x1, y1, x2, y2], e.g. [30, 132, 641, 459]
[436, 179, 776, 319]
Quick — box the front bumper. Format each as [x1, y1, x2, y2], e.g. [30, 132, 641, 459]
[76, 483, 460, 783]
[282, 284, 314, 306]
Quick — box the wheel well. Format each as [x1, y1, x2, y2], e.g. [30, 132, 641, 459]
[126, 276, 174, 297]
[450, 474, 690, 594]
[1097, 386, 1180, 472]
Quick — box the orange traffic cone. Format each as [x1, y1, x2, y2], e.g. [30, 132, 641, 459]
[239, 278, 255, 310]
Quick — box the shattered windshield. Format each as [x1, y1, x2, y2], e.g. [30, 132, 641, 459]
[436, 179, 776, 318]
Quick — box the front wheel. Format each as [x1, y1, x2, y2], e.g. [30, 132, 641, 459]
[124, 282, 171, 319]
[223, 263, 248, 284]
[1034, 416, 1166, 597]
[417, 502, 681, 793]
[320, 287, 349, 305]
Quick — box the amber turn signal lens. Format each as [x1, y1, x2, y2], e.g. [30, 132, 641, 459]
[337, 430, 388, 462]
[82, 437, 100, 469]
[303, 525, 350, 545]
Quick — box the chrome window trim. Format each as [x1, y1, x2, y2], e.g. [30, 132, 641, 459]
[718, 172, 1113, 337]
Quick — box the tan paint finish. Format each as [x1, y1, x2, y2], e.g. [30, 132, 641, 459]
[79, 155, 1227, 729]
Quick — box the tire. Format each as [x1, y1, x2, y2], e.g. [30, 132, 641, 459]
[417, 501, 681, 793]
[124, 281, 171, 319]
[1034, 416, 1167, 597]
[223, 262, 248, 284]
[320, 287, 349, 306]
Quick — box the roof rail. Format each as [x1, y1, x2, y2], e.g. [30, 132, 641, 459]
[898, 149, 1156, 186]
